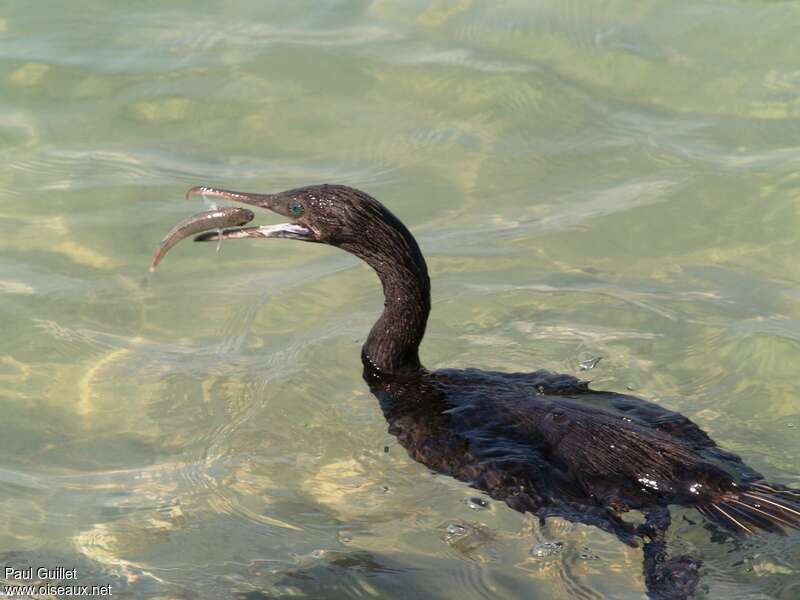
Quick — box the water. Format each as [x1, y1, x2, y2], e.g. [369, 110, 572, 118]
[1, 1, 798, 598]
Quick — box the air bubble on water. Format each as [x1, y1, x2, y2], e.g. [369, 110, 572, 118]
[530, 541, 563, 558]
[465, 496, 489, 510]
[445, 523, 468, 542]
[579, 357, 602, 371]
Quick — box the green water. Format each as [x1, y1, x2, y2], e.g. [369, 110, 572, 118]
[1, 1, 798, 598]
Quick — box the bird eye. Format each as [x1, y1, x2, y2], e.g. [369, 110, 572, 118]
[289, 200, 304, 216]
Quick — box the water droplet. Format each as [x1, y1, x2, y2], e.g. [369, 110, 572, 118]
[201, 193, 219, 210]
[465, 496, 489, 510]
[579, 357, 602, 371]
[530, 541, 563, 558]
[637, 475, 659, 491]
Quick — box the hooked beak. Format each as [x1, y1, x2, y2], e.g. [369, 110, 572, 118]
[186, 186, 315, 243]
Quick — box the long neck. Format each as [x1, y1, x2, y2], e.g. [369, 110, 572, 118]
[342, 214, 430, 375]
[363, 255, 430, 374]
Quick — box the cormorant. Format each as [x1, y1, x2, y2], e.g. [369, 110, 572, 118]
[156, 184, 800, 599]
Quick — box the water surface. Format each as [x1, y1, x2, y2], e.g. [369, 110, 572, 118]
[1, 1, 798, 598]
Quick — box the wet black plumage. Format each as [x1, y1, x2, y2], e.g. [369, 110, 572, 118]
[187, 184, 800, 600]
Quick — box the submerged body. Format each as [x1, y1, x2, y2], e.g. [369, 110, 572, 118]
[364, 362, 800, 598]
[368, 366, 754, 515]
[155, 184, 799, 599]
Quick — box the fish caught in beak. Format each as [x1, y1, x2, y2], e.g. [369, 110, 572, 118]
[150, 206, 254, 271]
[186, 186, 315, 243]
[149, 186, 316, 270]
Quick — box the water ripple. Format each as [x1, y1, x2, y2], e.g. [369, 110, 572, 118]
[6, 147, 398, 192]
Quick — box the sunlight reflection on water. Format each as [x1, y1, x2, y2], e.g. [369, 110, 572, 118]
[1, 1, 799, 598]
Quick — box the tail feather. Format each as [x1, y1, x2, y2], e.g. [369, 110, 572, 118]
[726, 498, 787, 532]
[699, 482, 800, 535]
[708, 503, 755, 534]
[750, 481, 800, 499]
[722, 500, 783, 534]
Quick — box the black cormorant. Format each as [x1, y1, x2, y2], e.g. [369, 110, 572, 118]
[156, 184, 800, 599]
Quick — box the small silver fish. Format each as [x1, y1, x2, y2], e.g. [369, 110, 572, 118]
[150, 207, 254, 271]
